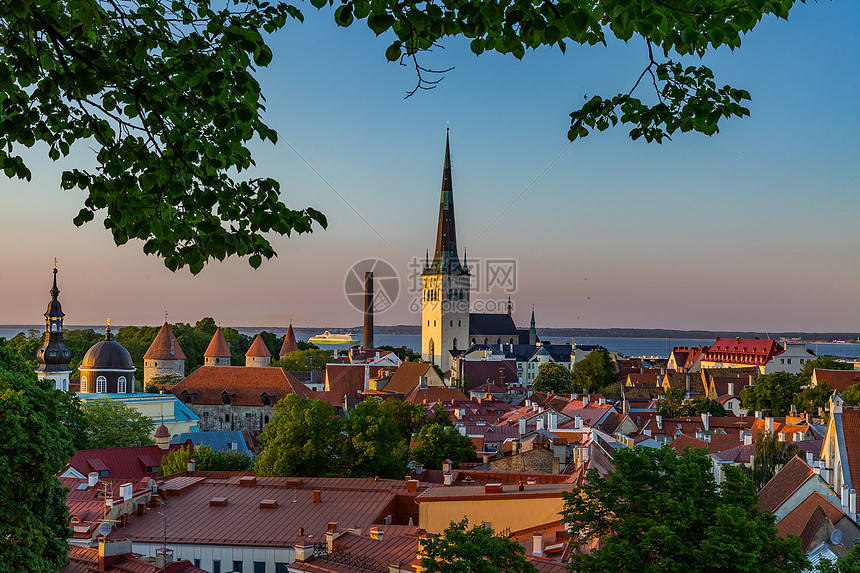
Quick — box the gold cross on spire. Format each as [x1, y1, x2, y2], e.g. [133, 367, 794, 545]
[53, 257, 57, 269]
[106, 317, 110, 327]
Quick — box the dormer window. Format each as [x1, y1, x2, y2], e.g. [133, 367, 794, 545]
[221, 391, 234, 405]
[261, 393, 273, 406]
[181, 390, 195, 404]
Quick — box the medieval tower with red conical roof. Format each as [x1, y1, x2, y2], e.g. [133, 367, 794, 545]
[143, 322, 186, 385]
[279, 323, 299, 359]
[421, 130, 471, 373]
[245, 334, 272, 367]
[204, 327, 232, 366]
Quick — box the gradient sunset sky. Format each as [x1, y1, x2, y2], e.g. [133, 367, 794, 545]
[1, 1, 858, 332]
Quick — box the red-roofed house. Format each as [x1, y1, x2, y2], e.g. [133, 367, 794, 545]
[63, 442, 190, 481]
[758, 456, 832, 521]
[171, 366, 310, 431]
[64, 541, 207, 573]
[701, 337, 784, 374]
[775, 492, 860, 553]
[812, 369, 860, 393]
[821, 392, 860, 518]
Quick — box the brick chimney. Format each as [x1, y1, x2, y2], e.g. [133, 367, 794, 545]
[363, 271, 374, 349]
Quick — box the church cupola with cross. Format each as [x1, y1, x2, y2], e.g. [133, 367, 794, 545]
[421, 129, 471, 372]
[35, 262, 73, 391]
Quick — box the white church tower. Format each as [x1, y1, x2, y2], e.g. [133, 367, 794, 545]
[422, 130, 470, 373]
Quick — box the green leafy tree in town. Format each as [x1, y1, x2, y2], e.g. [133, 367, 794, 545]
[411, 423, 476, 471]
[273, 349, 332, 372]
[795, 381, 835, 413]
[255, 394, 342, 477]
[844, 384, 860, 408]
[656, 385, 686, 418]
[562, 446, 808, 573]
[743, 431, 802, 491]
[741, 371, 804, 417]
[680, 396, 727, 417]
[341, 398, 409, 479]
[571, 348, 615, 393]
[418, 519, 537, 573]
[532, 361, 573, 394]
[159, 444, 253, 475]
[378, 399, 430, 440]
[82, 398, 154, 449]
[0, 343, 77, 572]
[817, 543, 860, 573]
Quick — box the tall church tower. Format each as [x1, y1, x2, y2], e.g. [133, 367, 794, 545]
[35, 262, 72, 391]
[422, 130, 470, 372]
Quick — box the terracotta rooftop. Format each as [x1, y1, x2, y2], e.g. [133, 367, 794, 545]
[415, 482, 573, 502]
[841, 408, 860, 492]
[65, 443, 190, 482]
[246, 334, 272, 357]
[204, 328, 231, 358]
[776, 491, 845, 551]
[460, 359, 518, 390]
[280, 324, 299, 356]
[384, 362, 436, 395]
[813, 369, 860, 393]
[171, 366, 309, 406]
[704, 338, 783, 366]
[406, 386, 468, 405]
[110, 475, 420, 548]
[143, 322, 187, 360]
[63, 545, 206, 573]
[758, 456, 815, 514]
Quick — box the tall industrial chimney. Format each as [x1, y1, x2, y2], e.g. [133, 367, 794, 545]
[363, 271, 374, 349]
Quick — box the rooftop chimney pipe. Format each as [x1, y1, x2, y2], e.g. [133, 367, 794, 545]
[363, 272, 374, 349]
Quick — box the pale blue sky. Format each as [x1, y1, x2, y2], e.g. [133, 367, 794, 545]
[1, 1, 858, 332]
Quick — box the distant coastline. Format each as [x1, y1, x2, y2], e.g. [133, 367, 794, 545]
[3, 324, 859, 345]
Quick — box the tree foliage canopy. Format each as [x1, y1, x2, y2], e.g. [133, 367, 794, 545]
[562, 446, 808, 573]
[82, 398, 154, 449]
[743, 431, 801, 491]
[0, 344, 76, 572]
[418, 519, 538, 573]
[532, 361, 573, 394]
[410, 422, 475, 470]
[571, 348, 614, 393]
[0, 0, 326, 273]
[159, 444, 253, 475]
[740, 371, 804, 417]
[1, 0, 811, 269]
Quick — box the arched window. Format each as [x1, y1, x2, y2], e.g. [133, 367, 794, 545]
[81, 376, 87, 393]
[225, 414, 230, 422]
[118, 376, 127, 393]
[428, 339, 435, 360]
[96, 376, 107, 393]
[453, 338, 458, 351]
[450, 321, 453, 327]
[497, 338, 502, 345]
[264, 415, 270, 424]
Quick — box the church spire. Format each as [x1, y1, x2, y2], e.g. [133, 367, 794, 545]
[35, 262, 72, 388]
[431, 128, 462, 273]
[529, 306, 537, 346]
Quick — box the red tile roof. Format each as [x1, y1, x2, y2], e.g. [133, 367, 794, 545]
[246, 334, 272, 357]
[405, 386, 468, 405]
[112, 475, 418, 548]
[460, 360, 517, 390]
[63, 545, 206, 573]
[384, 362, 436, 395]
[144, 322, 187, 360]
[171, 366, 309, 406]
[841, 408, 860, 492]
[813, 369, 860, 393]
[204, 328, 231, 358]
[280, 324, 299, 356]
[704, 338, 783, 366]
[758, 456, 815, 514]
[776, 491, 845, 551]
[66, 444, 189, 482]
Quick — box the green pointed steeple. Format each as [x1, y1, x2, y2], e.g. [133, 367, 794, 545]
[430, 128, 463, 273]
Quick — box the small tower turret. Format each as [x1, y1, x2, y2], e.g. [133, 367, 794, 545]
[35, 262, 72, 391]
[246, 334, 272, 367]
[143, 321, 186, 386]
[204, 327, 231, 366]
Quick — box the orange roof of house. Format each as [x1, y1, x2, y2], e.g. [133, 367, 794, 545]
[280, 324, 299, 356]
[704, 338, 783, 365]
[109, 475, 417, 548]
[144, 322, 187, 360]
[758, 456, 815, 514]
[813, 369, 860, 393]
[171, 366, 309, 406]
[842, 408, 860, 491]
[385, 362, 435, 395]
[64, 546, 206, 573]
[776, 491, 845, 551]
[204, 328, 231, 358]
[405, 386, 468, 405]
[246, 334, 272, 357]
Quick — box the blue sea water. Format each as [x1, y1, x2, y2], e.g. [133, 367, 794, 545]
[3, 326, 859, 360]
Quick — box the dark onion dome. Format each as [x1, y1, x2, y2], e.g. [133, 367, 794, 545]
[81, 326, 134, 371]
